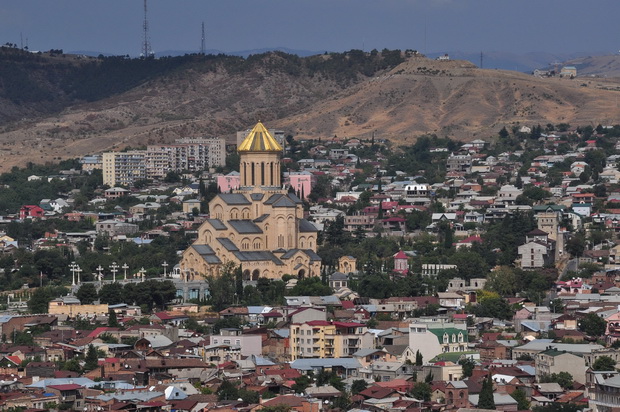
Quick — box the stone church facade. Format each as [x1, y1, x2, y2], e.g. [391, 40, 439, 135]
[180, 122, 321, 281]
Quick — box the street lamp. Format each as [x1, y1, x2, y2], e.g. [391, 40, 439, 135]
[109, 262, 119, 283]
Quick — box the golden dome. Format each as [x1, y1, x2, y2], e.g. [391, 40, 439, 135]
[238, 122, 283, 152]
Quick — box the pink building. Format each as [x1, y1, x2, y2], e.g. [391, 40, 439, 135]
[217, 172, 240, 193]
[286, 172, 314, 200]
[393, 250, 409, 275]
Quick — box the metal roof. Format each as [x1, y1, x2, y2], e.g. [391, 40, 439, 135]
[291, 358, 362, 370]
[264, 194, 282, 205]
[237, 122, 283, 152]
[217, 238, 239, 251]
[253, 214, 270, 222]
[250, 193, 265, 201]
[299, 219, 318, 232]
[272, 195, 297, 208]
[233, 251, 284, 265]
[191, 244, 215, 255]
[219, 193, 251, 205]
[206, 219, 227, 230]
[228, 220, 263, 234]
[191, 245, 222, 264]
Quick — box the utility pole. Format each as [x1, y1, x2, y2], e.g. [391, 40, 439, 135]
[480, 52, 483, 69]
[200, 21, 206, 55]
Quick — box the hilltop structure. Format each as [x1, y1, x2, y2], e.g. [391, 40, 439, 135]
[180, 122, 321, 281]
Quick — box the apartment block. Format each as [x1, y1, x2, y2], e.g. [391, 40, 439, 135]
[147, 137, 225, 178]
[290, 320, 374, 360]
[102, 137, 225, 187]
[102, 151, 147, 187]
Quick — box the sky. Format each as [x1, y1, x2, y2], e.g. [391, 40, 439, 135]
[1, 0, 619, 57]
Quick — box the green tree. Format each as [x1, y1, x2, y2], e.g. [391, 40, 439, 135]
[458, 358, 475, 378]
[415, 350, 423, 366]
[592, 355, 617, 371]
[217, 380, 239, 401]
[409, 382, 431, 402]
[511, 387, 530, 410]
[532, 404, 582, 412]
[98, 283, 123, 305]
[351, 379, 368, 395]
[108, 309, 119, 327]
[578, 313, 607, 337]
[290, 277, 332, 296]
[291, 374, 312, 394]
[84, 344, 99, 371]
[207, 263, 237, 311]
[76, 283, 98, 305]
[28, 287, 52, 314]
[471, 296, 514, 320]
[478, 374, 495, 409]
[485, 266, 518, 296]
[541, 372, 574, 390]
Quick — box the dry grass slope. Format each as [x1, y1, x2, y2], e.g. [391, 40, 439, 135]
[0, 54, 619, 171]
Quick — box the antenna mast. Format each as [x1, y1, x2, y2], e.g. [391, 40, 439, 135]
[141, 0, 153, 57]
[200, 21, 206, 55]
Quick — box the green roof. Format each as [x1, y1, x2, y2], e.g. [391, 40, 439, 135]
[430, 351, 478, 363]
[429, 327, 468, 343]
[539, 348, 580, 357]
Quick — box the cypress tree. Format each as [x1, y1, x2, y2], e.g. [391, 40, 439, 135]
[478, 374, 495, 409]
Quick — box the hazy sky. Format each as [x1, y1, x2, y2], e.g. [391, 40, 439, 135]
[1, 0, 619, 57]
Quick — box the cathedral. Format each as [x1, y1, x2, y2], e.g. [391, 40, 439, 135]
[180, 122, 321, 281]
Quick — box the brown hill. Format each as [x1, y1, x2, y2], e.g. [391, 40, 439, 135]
[0, 53, 619, 172]
[277, 56, 620, 142]
[562, 54, 620, 78]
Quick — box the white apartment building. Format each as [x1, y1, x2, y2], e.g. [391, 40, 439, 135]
[147, 138, 225, 178]
[102, 137, 225, 187]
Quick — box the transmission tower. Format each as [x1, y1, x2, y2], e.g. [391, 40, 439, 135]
[200, 21, 206, 55]
[141, 0, 153, 57]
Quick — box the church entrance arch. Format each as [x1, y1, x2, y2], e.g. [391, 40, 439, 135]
[243, 269, 251, 281]
[298, 269, 306, 279]
[251, 269, 260, 281]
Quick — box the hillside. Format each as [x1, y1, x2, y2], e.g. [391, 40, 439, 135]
[0, 48, 619, 171]
[279, 56, 620, 142]
[561, 54, 620, 78]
